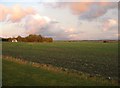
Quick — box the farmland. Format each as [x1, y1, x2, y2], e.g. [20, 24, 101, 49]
[2, 41, 118, 85]
[3, 56, 118, 86]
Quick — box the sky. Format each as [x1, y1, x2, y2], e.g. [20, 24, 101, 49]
[0, 0, 119, 40]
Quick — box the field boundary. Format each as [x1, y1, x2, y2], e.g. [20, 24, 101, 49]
[2, 55, 118, 85]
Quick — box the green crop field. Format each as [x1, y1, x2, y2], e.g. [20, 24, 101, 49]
[3, 57, 117, 86]
[2, 41, 118, 86]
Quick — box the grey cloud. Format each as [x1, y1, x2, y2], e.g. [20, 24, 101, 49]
[43, 2, 117, 20]
[79, 2, 117, 20]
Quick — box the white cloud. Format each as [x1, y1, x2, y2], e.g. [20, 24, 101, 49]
[103, 18, 117, 32]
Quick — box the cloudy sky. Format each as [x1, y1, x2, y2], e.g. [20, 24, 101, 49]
[0, 0, 118, 40]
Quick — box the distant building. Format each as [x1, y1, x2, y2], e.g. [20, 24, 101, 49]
[12, 39, 18, 42]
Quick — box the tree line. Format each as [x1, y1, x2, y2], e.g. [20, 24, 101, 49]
[2, 34, 53, 42]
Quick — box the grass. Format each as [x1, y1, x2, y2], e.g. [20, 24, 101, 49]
[0, 42, 2, 87]
[3, 57, 117, 86]
[0, 58, 2, 87]
[2, 42, 118, 80]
